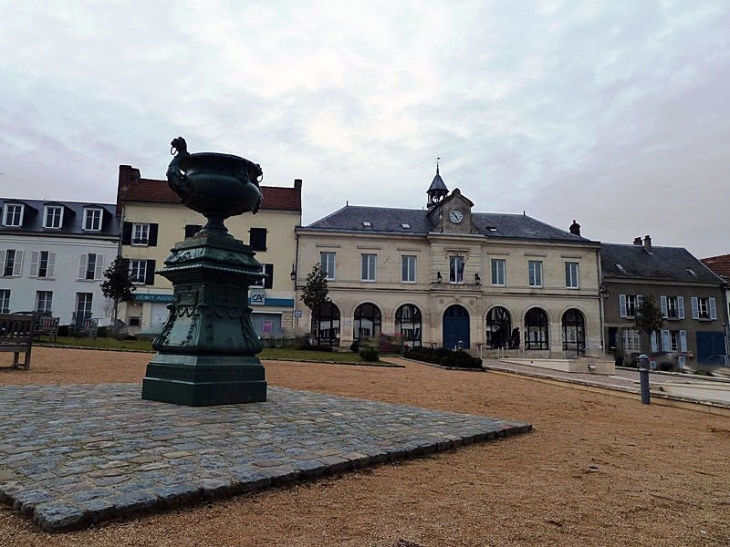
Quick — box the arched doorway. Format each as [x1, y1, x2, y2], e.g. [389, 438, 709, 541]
[525, 308, 549, 350]
[353, 303, 382, 341]
[562, 308, 586, 356]
[311, 302, 341, 346]
[443, 304, 470, 349]
[486, 306, 512, 349]
[395, 304, 422, 347]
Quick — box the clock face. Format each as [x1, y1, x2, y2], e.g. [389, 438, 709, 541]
[449, 209, 464, 224]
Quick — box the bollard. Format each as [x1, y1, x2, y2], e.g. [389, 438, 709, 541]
[637, 353, 651, 405]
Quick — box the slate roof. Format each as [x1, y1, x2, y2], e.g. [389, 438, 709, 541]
[300, 205, 594, 244]
[118, 166, 301, 213]
[601, 243, 725, 285]
[701, 254, 730, 281]
[0, 198, 119, 238]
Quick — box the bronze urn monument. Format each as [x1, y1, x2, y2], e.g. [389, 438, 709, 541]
[141, 138, 267, 405]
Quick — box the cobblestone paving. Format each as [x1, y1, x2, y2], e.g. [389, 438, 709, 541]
[0, 384, 531, 531]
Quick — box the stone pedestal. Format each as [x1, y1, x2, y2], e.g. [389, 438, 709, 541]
[142, 231, 267, 406]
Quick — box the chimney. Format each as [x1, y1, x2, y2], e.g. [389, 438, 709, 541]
[116, 165, 141, 216]
[643, 235, 652, 251]
[569, 219, 581, 236]
[633, 237, 643, 245]
[294, 178, 302, 190]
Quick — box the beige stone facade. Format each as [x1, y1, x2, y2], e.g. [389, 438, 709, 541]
[295, 187, 602, 357]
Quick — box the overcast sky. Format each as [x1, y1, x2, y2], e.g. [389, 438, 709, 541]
[1, 1, 728, 259]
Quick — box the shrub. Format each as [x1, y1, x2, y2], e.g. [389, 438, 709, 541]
[58, 325, 70, 337]
[359, 347, 380, 362]
[349, 340, 360, 353]
[404, 346, 482, 369]
[658, 362, 674, 372]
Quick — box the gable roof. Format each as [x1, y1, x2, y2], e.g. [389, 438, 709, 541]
[118, 165, 302, 213]
[300, 205, 594, 244]
[701, 254, 730, 280]
[601, 243, 725, 285]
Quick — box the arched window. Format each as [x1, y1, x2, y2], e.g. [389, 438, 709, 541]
[312, 302, 341, 346]
[354, 303, 382, 341]
[486, 307, 512, 349]
[562, 308, 586, 356]
[525, 308, 549, 350]
[395, 304, 422, 347]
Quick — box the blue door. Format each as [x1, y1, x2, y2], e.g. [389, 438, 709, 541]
[696, 331, 727, 365]
[443, 305, 470, 349]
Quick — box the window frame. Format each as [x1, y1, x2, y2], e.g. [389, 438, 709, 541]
[491, 258, 506, 286]
[36, 290, 53, 314]
[401, 255, 417, 283]
[82, 208, 103, 231]
[565, 262, 579, 289]
[320, 252, 336, 281]
[43, 205, 64, 229]
[129, 259, 148, 284]
[449, 255, 465, 284]
[528, 260, 543, 288]
[361, 253, 377, 282]
[2, 204, 24, 227]
[131, 223, 150, 246]
[0, 289, 10, 313]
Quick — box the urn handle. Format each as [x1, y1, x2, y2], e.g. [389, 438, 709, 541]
[166, 136, 190, 198]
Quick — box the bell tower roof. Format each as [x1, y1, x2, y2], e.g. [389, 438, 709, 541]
[426, 162, 449, 208]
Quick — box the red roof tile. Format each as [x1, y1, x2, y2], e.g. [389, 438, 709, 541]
[701, 254, 730, 280]
[117, 165, 301, 213]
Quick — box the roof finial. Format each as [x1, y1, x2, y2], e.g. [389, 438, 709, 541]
[436, 156, 440, 176]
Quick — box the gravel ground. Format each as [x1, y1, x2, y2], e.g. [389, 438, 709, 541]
[1, 347, 729, 546]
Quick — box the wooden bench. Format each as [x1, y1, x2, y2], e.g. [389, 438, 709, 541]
[0, 313, 35, 370]
[35, 316, 60, 342]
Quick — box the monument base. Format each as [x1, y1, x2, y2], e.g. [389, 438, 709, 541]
[142, 353, 267, 406]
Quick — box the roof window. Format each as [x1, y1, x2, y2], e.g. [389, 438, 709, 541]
[615, 263, 625, 272]
[686, 268, 697, 277]
[362, 221, 371, 227]
[401, 223, 411, 229]
[487, 226, 498, 232]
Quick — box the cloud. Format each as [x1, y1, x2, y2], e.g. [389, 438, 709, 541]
[1, 0, 729, 258]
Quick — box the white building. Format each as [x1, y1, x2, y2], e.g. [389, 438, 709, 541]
[0, 198, 119, 326]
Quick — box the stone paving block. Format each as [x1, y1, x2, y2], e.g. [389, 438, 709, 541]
[0, 384, 530, 532]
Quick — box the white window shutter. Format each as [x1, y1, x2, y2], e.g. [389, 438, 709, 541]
[79, 254, 87, 279]
[650, 332, 658, 353]
[677, 296, 685, 319]
[619, 294, 627, 318]
[637, 294, 643, 307]
[679, 330, 687, 352]
[678, 355, 686, 369]
[0, 250, 5, 272]
[660, 296, 667, 318]
[95, 255, 105, 280]
[661, 330, 670, 352]
[47, 253, 56, 278]
[709, 298, 717, 320]
[12, 250, 23, 276]
[30, 251, 39, 277]
[691, 297, 699, 319]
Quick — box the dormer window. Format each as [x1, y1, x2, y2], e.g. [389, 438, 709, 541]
[83, 208, 103, 231]
[2, 204, 24, 227]
[43, 206, 64, 229]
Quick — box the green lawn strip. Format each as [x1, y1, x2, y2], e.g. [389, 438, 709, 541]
[34, 338, 402, 365]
